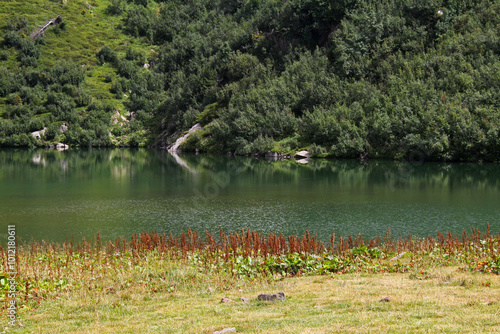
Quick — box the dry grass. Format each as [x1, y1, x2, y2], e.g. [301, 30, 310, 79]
[3, 266, 499, 333]
[1, 228, 498, 333]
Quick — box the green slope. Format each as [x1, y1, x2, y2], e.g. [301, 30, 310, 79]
[0, 0, 153, 147]
[1, 0, 499, 161]
[1, 0, 126, 67]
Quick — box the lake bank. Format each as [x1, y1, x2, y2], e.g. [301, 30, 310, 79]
[1, 228, 498, 333]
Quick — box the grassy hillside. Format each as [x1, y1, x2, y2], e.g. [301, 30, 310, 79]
[0, 0, 137, 94]
[2, 1, 115, 66]
[0, 0, 152, 147]
[1, 0, 500, 161]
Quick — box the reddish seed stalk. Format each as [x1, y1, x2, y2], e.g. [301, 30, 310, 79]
[4, 227, 497, 287]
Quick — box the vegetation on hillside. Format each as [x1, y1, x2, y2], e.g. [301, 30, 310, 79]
[1, 0, 499, 161]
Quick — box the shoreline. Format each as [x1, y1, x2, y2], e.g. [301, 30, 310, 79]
[0, 227, 498, 332]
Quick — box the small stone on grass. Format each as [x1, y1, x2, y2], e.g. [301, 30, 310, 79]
[257, 292, 286, 301]
[214, 327, 236, 334]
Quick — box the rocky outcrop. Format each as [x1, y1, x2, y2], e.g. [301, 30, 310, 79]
[59, 123, 68, 133]
[168, 123, 203, 152]
[31, 128, 47, 140]
[295, 150, 310, 159]
[56, 143, 69, 150]
[112, 111, 127, 125]
[265, 152, 278, 158]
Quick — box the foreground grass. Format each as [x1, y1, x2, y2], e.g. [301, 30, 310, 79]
[8, 267, 500, 333]
[1, 228, 499, 333]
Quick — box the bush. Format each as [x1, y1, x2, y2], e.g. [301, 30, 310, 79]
[196, 103, 218, 126]
[6, 16, 28, 32]
[309, 143, 327, 156]
[111, 125, 125, 137]
[277, 136, 300, 153]
[43, 123, 60, 141]
[97, 46, 117, 64]
[249, 134, 275, 154]
[19, 55, 38, 67]
[1, 2, 499, 159]
[179, 130, 201, 151]
[0, 50, 9, 61]
[3, 31, 23, 48]
[116, 59, 137, 78]
[125, 47, 144, 62]
[300, 107, 342, 146]
[124, 5, 154, 39]
[106, 0, 126, 15]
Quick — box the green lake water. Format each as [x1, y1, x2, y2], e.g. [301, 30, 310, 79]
[0, 148, 498, 244]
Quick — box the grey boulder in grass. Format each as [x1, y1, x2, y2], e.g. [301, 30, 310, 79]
[257, 292, 286, 301]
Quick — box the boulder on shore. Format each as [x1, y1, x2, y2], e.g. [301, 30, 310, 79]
[56, 143, 69, 150]
[295, 150, 310, 159]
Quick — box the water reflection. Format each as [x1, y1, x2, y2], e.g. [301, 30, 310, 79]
[169, 152, 199, 175]
[0, 148, 498, 243]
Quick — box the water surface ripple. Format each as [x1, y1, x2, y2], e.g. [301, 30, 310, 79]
[0, 149, 498, 243]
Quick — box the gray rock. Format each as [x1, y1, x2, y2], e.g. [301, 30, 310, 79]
[214, 328, 236, 334]
[168, 123, 203, 152]
[295, 150, 310, 159]
[59, 123, 68, 133]
[257, 292, 286, 301]
[31, 128, 47, 140]
[112, 111, 127, 125]
[56, 143, 69, 151]
[240, 297, 250, 303]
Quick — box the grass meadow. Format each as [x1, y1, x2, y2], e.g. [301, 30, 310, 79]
[1, 227, 499, 333]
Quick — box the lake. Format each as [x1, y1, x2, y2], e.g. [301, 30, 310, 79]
[0, 148, 498, 244]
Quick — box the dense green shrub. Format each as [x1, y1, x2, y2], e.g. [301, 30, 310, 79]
[249, 134, 275, 154]
[124, 5, 154, 39]
[106, 0, 126, 15]
[196, 103, 218, 126]
[0, 50, 9, 61]
[1, 1, 499, 157]
[97, 46, 117, 64]
[0, 58, 110, 147]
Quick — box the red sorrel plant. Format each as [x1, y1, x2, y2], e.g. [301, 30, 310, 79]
[1, 225, 498, 314]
